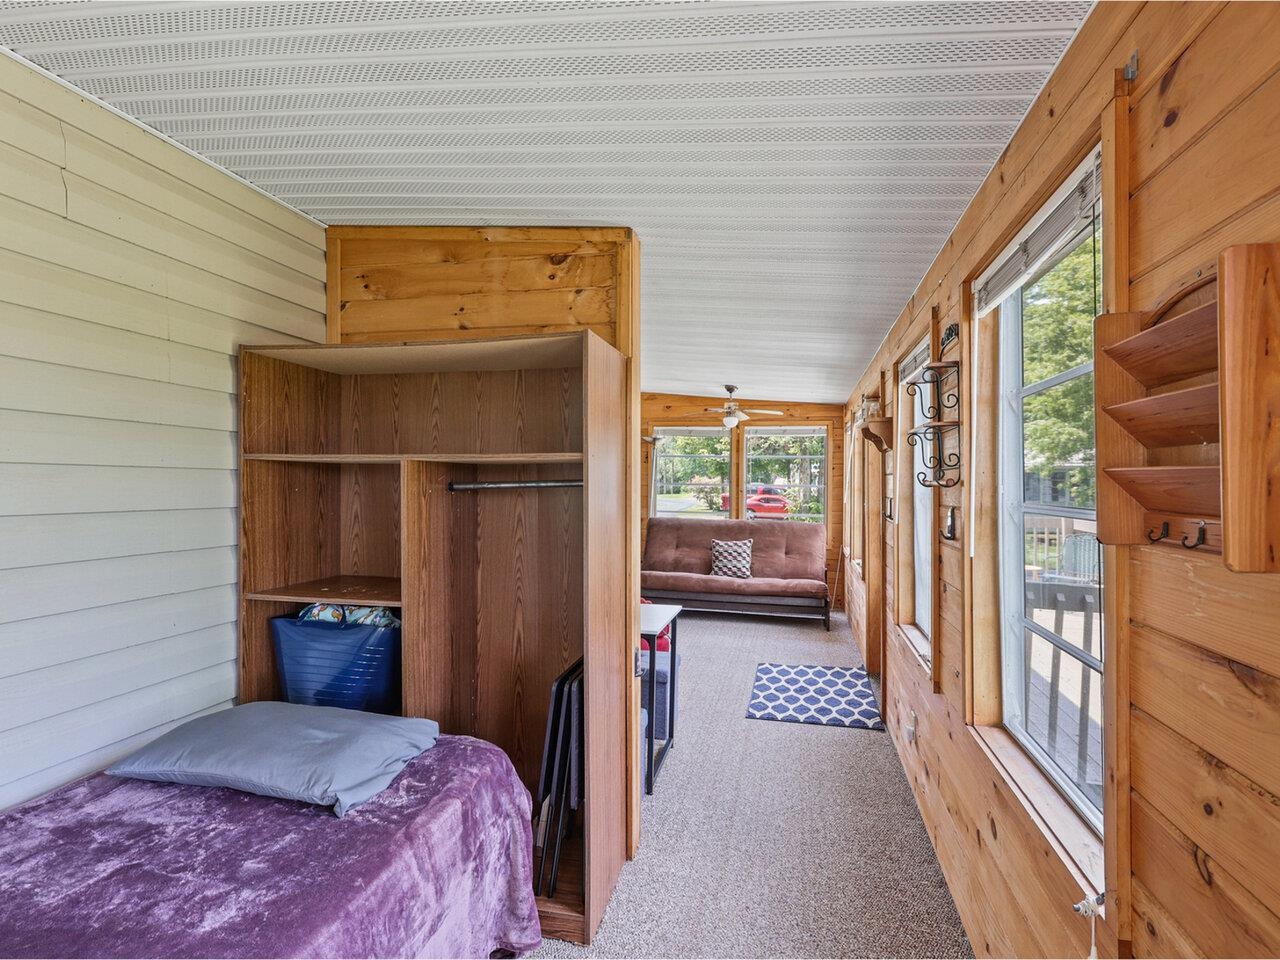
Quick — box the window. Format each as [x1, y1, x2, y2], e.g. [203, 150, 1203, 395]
[987, 148, 1104, 827]
[650, 427, 731, 520]
[744, 426, 827, 523]
[845, 420, 859, 574]
[901, 340, 934, 652]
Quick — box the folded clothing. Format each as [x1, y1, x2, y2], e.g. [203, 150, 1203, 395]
[107, 701, 439, 817]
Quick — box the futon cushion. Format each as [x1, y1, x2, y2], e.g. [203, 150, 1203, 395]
[107, 701, 439, 817]
[642, 569, 829, 600]
[710, 538, 753, 578]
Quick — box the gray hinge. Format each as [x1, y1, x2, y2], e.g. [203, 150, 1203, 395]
[634, 649, 646, 677]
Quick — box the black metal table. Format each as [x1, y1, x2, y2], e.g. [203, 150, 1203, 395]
[639, 602, 681, 795]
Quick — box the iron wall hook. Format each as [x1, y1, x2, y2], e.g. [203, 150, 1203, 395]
[1146, 521, 1170, 543]
[941, 505, 958, 541]
[1181, 520, 1207, 549]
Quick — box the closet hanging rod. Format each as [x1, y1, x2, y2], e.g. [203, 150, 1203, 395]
[447, 479, 583, 492]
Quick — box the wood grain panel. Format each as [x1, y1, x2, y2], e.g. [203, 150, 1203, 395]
[1130, 708, 1280, 914]
[401, 460, 476, 733]
[1218, 243, 1280, 571]
[340, 250, 616, 300]
[1130, 878, 1204, 960]
[582, 333, 628, 942]
[1131, 792, 1280, 958]
[328, 227, 631, 348]
[1130, 627, 1280, 799]
[888, 629, 1095, 958]
[1129, 545, 1280, 677]
[340, 368, 583, 456]
[1129, 2, 1280, 188]
[468, 462, 583, 790]
[1131, 65, 1280, 277]
[340, 463, 401, 578]
[240, 350, 340, 455]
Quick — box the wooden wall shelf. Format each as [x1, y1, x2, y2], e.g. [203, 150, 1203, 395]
[246, 575, 402, 606]
[1102, 300, 1218, 387]
[1102, 383, 1220, 447]
[1104, 466, 1221, 516]
[1096, 243, 1279, 569]
[858, 417, 894, 453]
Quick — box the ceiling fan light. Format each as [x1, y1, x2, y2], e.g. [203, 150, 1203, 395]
[723, 413, 739, 429]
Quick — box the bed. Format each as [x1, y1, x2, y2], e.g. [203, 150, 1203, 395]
[0, 735, 542, 959]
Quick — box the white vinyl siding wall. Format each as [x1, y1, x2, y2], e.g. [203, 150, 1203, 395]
[0, 53, 326, 809]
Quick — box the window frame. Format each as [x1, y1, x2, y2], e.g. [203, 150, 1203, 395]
[648, 425, 734, 522]
[742, 424, 829, 527]
[988, 146, 1106, 833]
[895, 338, 935, 669]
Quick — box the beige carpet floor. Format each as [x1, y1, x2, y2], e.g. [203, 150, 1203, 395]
[533, 611, 972, 959]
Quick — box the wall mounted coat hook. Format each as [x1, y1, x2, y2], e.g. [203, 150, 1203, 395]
[941, 505, 958, 541]
[1181, 520, 1207, 549]
[1146, 521, 1170, 543]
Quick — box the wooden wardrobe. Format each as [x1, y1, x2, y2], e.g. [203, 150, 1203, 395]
[236, 330, 628, 944]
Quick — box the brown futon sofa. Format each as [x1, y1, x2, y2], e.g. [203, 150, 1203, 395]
[642, 517, 830, 629]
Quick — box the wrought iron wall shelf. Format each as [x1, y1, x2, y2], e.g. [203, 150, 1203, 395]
[907, 420, 961, 488]
[904, 361, 960, 421]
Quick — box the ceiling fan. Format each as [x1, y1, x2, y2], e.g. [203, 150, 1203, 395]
[705, 385, 783, 428]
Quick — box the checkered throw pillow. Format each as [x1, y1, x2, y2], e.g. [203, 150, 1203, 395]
[710, 538, 753, 578]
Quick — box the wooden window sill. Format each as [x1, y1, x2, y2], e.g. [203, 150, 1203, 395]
[897, 623, 933, 673]
[971, 725, 1104, 899]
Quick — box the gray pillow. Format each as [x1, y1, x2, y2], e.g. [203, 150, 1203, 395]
[107, 701, 439, 817]
[710, 538, 753, 578]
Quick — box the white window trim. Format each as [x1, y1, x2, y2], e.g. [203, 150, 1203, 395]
[993, 150, 1106, 831]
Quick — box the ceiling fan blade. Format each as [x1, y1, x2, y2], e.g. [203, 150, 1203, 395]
[745, 408, 785, 416]
[736, 411, 751, 421]
[704, 407, 726, 413]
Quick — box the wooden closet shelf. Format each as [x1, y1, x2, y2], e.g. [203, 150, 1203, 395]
[245, 575, 402, 606]
[1102, 300, 1218, 387]
[1103, 383, 1220, 447]
[1104, 466, 1221, 517]
[244, 452, 584, 464]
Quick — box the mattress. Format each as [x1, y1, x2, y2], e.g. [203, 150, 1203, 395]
[0, 735, 542, 959]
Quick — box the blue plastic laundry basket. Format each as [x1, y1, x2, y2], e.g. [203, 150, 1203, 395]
[271, 611, 401, 714]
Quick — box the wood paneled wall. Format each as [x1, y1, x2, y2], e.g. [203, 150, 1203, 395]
[641, 392, 845, 605]
[0, 53, 326, 809]
[842, 3, 1280, 957]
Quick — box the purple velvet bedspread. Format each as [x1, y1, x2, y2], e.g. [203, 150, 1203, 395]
[0, 735, 542, 959]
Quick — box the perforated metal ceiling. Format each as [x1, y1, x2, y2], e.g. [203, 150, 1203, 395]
[0, 0, 1090, 402]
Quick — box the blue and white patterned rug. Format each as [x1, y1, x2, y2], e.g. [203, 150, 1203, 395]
[746, 662, 885, 730]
